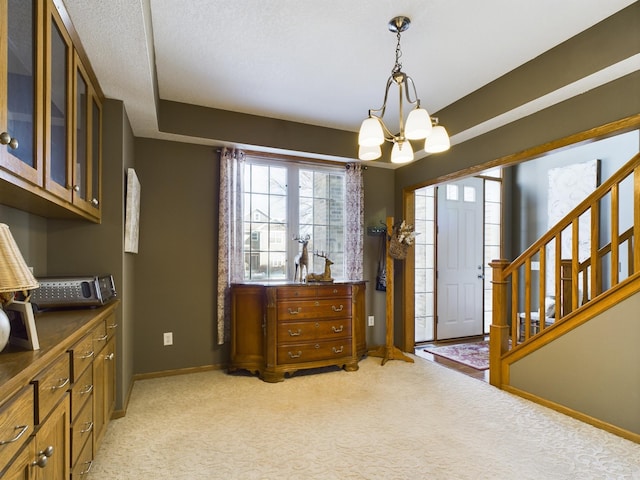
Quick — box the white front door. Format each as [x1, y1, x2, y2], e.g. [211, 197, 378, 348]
[437, 178, 484, 340]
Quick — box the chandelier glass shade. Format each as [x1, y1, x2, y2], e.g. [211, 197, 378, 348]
[358, 16, 450, 163]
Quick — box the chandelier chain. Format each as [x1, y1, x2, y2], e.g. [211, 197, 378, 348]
[393, 30, 403, 74]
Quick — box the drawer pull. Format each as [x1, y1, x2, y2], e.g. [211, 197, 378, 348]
[287, 307, 302, 315]
[96, 334, 108, 341]
[80, 460, 94, 475]
[332, 346, 344, 354]
[0, 424, 29, 446]
[332, 304, 344, 312]
[107, 323, 119, 330]
[32, 445, 54, 468]
[332, 325, 344, 333]
[333, 288, 338, 294]
[79, 350, 95, 360]
[80, 421, 94, 434]
[288, 329, 302, 337]
[288, 351, 302, 359]
[51, 378, 70, 390]
[106, 353, 115, 361]
[80, 384, 94, 395]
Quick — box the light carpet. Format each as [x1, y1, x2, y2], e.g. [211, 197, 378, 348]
[423, 341, 490, 370]
[86, 356, 640, 480]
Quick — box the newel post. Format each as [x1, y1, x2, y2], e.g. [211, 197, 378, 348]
[489, 259, 510, 388]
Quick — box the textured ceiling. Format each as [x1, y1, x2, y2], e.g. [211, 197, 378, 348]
[61, 0, 637, 159]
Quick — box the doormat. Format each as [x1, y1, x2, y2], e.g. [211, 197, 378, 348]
[423, 341, 489, 370]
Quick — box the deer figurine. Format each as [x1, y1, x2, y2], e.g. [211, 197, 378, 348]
[293, 234, 310, 282]
[306, 251, 334, 283]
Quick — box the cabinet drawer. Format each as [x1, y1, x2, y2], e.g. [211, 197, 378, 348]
[71, 431, 94, 478]
[278, 339, 352, 365]
[92, 320, 109, 354]
[277, 299, 351, 321]
[70, 365, 93, 422]
[278, 319, 352, 343]
[0, 385, 34, 469]
[32, 353, 71, 424]
[69, 333, 95, 382]
[71, 400, 93, 469]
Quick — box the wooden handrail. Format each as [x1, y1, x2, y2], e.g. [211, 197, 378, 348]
[503, 152, 640, 277]
[490, 152, 640, 383]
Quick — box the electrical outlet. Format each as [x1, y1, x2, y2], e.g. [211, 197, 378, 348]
[163, 332, 173, 346]
[368, 315, 375, 327]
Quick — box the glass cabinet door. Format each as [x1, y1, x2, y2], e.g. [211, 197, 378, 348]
[45, 1, 73, 202]
[90, 97, 102, 210]
[0, 0, 43, 186]
[74, 61, 88, 202]
[72, 52, 101, 216]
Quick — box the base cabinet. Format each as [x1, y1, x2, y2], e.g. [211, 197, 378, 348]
[230, 282, 366, 382]
[33, 396, 70, 480]
[0, 303, 118, 479]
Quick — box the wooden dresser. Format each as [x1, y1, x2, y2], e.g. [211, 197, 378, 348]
[230, 282, 366, 382]
[0, 302, 118, 479]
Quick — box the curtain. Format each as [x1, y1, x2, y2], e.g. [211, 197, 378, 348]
[345, 163, 364, 281]
[216, 148, 245, 344]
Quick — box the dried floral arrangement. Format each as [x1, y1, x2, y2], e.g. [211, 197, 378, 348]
[389, 220, 418, 259]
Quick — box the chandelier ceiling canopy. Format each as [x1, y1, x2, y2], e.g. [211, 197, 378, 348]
[358, 16, 450, 164]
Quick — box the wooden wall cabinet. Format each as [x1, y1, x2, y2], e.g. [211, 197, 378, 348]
[0, 303, 118, 479]
[0, 0, 102, 222]
[230, 282, 366, 382]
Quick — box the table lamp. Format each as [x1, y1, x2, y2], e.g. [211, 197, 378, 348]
[0, 223, 39, 351]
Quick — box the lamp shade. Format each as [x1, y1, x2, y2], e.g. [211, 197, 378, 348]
[0, 224, 39, 294]
[425, 125, 450, 153]
[358, 117, 384, 146]
[358, 144, 381, 161]
[390, 140, 414, 164]
[405, 108, 432, 140]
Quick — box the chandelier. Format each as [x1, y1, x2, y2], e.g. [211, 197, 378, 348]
[358, 16, 450, 163]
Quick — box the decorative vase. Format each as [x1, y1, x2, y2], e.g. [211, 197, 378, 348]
[0, 308, 10, 352]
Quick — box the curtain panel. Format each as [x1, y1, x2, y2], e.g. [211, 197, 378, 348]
[216, 148, 245, 345]
[345, 163, 364, 281]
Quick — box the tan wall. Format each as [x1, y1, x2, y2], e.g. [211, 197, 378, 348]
[510, 292, 640, 435]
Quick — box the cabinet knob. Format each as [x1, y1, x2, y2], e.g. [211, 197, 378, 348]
[91, 198, 99, 206]
[73, 185, 80, 192]
[106, 352, 115, 361]
[33, 454, 48, 468]
[0, 131, 18, 150]
[33, 445, 54, 468]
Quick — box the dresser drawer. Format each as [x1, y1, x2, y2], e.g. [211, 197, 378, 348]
[71, 400, 93, 469]
[276, 285, 319, 299]
[0, 385, 34, 469]
[278, 339, 352, 365]
[278, 319, 352, 343]
[32, 353, 71, 424]
[315, 284, 351, 298]
[69, 333, 95, 383]
[70, 365, 93, 422]
[277, 299, 351, 321]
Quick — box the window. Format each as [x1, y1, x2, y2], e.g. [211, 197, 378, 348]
[243, 157, 346, 281]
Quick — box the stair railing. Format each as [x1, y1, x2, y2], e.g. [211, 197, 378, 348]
[490, 152, 640, 387]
